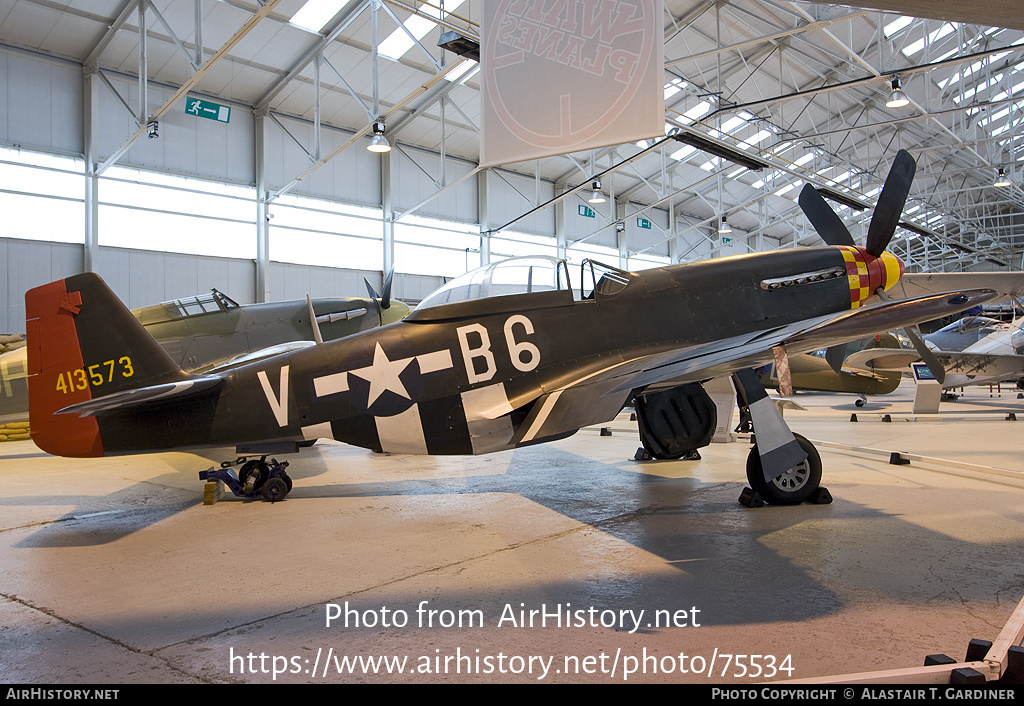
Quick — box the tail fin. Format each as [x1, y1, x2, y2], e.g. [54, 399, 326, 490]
[26, 273, 187, 457]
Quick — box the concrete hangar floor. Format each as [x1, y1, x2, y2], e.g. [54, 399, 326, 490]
[2, 380, 1023, 684]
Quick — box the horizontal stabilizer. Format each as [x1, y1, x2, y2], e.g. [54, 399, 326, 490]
[56, 377, 223, 417]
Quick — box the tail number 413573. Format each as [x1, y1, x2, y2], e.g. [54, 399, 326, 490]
[55, 356, 134, 394]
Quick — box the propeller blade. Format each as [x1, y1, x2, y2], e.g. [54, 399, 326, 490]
[903, 326, 945, 385]
[798, 184, 855, 247]
[872, 284, 942, 383]
[381, 268, 394, 310]
[866, 149, 916, 257]
[824, 343, 848, 375]
[363, 277, 380, 300]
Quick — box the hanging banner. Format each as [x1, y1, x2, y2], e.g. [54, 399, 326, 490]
[480, 0, 665, 168]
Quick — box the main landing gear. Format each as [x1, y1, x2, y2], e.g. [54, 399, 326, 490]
[744, 433, 825, 505]
[199, 456, 293, 502]
[733, 368, 831, 507]
[632, 372, 830, 506]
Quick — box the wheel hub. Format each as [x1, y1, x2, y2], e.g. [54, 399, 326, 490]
[773, 460, 809, 491]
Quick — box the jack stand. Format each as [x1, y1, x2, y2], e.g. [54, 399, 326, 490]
[199, 457, 292, 503]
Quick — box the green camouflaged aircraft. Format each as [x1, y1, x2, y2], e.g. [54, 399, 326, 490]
[0, 281, 409, 424]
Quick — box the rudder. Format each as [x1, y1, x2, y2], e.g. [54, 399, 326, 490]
[26, 273, 187, 457]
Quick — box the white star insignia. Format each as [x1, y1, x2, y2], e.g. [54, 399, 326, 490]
[348, 342, 414, 406]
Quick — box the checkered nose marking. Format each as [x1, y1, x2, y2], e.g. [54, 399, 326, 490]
[839, 246, 905, 308]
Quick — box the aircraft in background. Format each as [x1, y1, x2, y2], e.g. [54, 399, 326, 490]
[23, 151, 996, 506]
[845, 317, 1024, 393]
[759, 334, 903, 406]
[922, 316, 1013, 353]
[0, 282, 409, 425]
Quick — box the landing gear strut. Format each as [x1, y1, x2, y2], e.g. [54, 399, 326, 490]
[199, 456, 292, 502]
[732, 368, 830, 506]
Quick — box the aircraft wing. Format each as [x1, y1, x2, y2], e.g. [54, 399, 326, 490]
[894, 272, 1024, 301]
[200, 341, 317, 374]
[507, 289, 995, 443]
[941, 352, 1024, 380]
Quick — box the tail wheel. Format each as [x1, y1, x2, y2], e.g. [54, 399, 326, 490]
[746, 433, 822, 505]
[279, 472, 293, 493]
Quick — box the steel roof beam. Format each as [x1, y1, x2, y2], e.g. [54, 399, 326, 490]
[96, 0, 285, 177]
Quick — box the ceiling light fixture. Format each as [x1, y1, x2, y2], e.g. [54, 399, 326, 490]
[718, 216, 732, 234]
[886, 76, 910, 108]
[367, 119, 391, 153]
[994, 168, 1011, 187]
[588, 180, 606, 204]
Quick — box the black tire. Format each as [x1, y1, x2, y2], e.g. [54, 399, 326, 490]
[745, 434, 822, 505]
[855, 398, 866, 408]
[278, 472, 293, 493]
[238, 460, 269, 491]
[262, 478, 288, 503]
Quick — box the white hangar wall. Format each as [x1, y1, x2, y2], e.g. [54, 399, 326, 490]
[0, 46, 674, 333]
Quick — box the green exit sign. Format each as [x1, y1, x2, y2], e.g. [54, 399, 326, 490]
[722, 237, 733, 246]
[637, 217, 651, 229]
[186, 96, 231, 123]
[578, 205, 595, 218]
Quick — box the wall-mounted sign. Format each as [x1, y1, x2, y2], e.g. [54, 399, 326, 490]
[186, 96, 231, 123]
[578, 205, 596, 218]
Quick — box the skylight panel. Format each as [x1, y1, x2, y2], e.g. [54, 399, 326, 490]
[903, 37, 926, 57]
[664, 78, 688, 100]
[720, 116, 745, 133]
[793, 153, 815, 167]
[681, 101, 712, 123]
[740, 130, 771, 148]
[955, 72, 1005, 104]
[444, 62, 477, 83]
[379, 0, 468, 61]
[670, 145, 697, 161]
[902, 22, 956, 58]
[290, 0, 351, 33]
[884, 16, 913, 38]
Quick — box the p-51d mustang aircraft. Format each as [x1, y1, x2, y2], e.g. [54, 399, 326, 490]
[25, 151, 994, 505]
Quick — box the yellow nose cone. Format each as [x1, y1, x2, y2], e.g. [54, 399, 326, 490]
[879, 251, 905, 292]
[381, 300, 411, 325]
